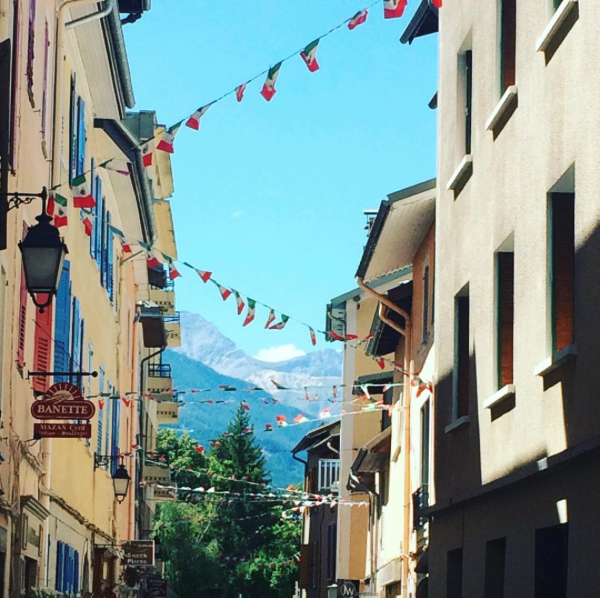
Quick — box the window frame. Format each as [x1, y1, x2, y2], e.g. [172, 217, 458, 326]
[495, 250, 515, 389]
[453, 290, 471, 421]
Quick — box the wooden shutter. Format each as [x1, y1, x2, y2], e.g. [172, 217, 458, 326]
[40, 20, 48, 140]
[104, 383, 111, 461]
[32, 302, 53, 392]
[90, 169, 99, 258]
[68, 74, 76, 181]
[497, 252, 514, 387]
[111, 395, 120, 474]
[101, 202, 107, 288]
[17, 260, 28, 368]
[107, 211, 114, 301]
[73, 551, 80, 595]
[94, 181, 103, 267]
[421, 400, 430, 487]
[422, 265, 430, 341]
[78, 318, 85, 391]
[96, 367, 104, 454]
[69, 298, 81, 386]
[55, 542, 63, 591]
[501, 0, 516, 92]
[26, 0, 36, 102]
[76, 96, 85, 176]
[456, 295, 470, 417]
[53, 260, 71, 382]
[551, 194, 575, 353]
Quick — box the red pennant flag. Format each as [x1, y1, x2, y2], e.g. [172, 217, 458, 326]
[377, 358, 386, 370]
[147, 256, 161, 269]
[122, 398, 132, 407]
[264, 424, 273, 432]
[430, 0, 442, 7]
[264, 309, 276, 329]
[329, 331, 344, 342]
[234, 291, 245, 315]
[236, 83, 247, 102]
[345, 334, 358, 340]
[82, 217, 93, 236]
[121, 242, 132, 254]
[186, 104, 211, 130]
[217, 285, 232, 301]
[348, 9, 368, 29]
[261, 62, 282, 101]
[300, 40, 320, 73]
[142, 145, 153, 168]
[169, 265, 181, 280]
[384, 0, 407, 19]
[309, 328, 317, 346]
[241, 401, 251, 411]
[198, 270, 212, 283]
[195, 445, 205, 453]
[99, 400, 105, 409]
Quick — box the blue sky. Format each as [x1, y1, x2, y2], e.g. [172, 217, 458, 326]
[124, 0, 437, 361]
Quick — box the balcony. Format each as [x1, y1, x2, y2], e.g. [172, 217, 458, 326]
[412, 485, 429, 530]
[157, 401, 180, 425]
[318, 459, 340, 494]
[146, 363, 173, 402]
[154, 485, 177, 502]
[139, 305, 167, 348]
[143, 461, 171, 484]
[164, 312, 181, 348]
[148, 287, 175, 315]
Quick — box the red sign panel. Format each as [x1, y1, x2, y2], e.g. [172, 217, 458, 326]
[33, 423, 92, 439]
[31, 382, 96, 420]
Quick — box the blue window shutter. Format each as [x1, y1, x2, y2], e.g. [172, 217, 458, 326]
[76, 97, 86, 177]
[101, 203, 107, 288]
[104, 383, 111, 466]
[78, 318, 85, 391]
[74, 550, 80, 595]
[92, 175, 102, 260]
[97, 366, 104, 455]
[111, 393, 120, 475]
[54, 260, 71, 383]
[46, 535, 51, 586]
[56, 541, 63, 591]
[90, 160, 96, 256]
[69, 74, 77, 182]
[70, 298, 81, 386]
[107, 212, 114, 301]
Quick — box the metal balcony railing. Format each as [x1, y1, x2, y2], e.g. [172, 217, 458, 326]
[148, 363, 172, 378]
[412, 485, 429, 530]
[318, 459, 340, 494]
[163, 312, 180, 324]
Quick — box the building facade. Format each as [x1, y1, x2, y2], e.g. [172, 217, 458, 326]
[430, 1, 600, 596]
[0, 0, 177, 597]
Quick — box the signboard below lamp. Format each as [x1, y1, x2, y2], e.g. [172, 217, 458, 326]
[18, 190, 68, 312]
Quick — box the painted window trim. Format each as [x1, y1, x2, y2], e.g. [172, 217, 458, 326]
[534, 344, 577, 377]
[483, 384, 516, 410]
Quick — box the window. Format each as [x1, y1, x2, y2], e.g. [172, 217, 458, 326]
[553, 0, 563, 10]
[420, 401, 430, 488]
[68, 74, 77, 182]
[484, 538, 506, 598]
[26, 0, 36, 105]
[40, 20, 49, 141]
[446, 548, 463, 598]
[496, 252, 514, 387]
[326, 524, 337, 581]
[500, 0, 516, 94]
[454, 293, 470, 418]
[76, 96, 86, 177]
[69, 298, 83, 389]
[91, 167, 100, 259]
[110, 393, 120, 475]
[550, 193, 575, 354]
[464, 50, 473, 154]
[9, 0, 22, 173]
[422, 265, 430, 342]
[53, 261, 71, 383]
[535, 524, 568, 598]
[55, 543, 79, 594]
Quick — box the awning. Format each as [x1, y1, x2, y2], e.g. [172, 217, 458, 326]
[356, 180, 435, 283]
[352, 428, 392, 474]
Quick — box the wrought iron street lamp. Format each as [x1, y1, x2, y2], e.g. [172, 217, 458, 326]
[112, 460, 131, 503]
[16, 187, 68, 312]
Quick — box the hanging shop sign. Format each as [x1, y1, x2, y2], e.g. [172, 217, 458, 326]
[122, 540, 155, 566]
[33, 423, 92, 439]
[338, 580, 360, 598]
[31, 382, 96, 420]
[145, 579, 167, 598]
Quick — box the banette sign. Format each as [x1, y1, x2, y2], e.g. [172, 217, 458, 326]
[31, 382, 96, 421]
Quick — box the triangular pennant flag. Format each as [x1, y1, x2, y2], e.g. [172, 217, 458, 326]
[348, 9, 368, 29]
[236, 83, 247, 102]
[345, 334, 358, 341]
[319, 408, 331, 419]
[72, 175, 96, 209]
[122, 397, 132, 407]
[261, 62, 282, 101]
[142, 145, 153, 168]
[294, 414, 309, 425]
[186, 104, 211, 130]
[82, 216, 93, 236]
[430, 0, 442, 7]
[276, 415, 288, 427]
[309, 327, 317, 346]
[384, 0, 407, 19]
[264, 309, 276, 329]
[169, 264, 181, 280]
[377, 358, 386, 370]
[241, 401, 251, 411]
[98, 399, 105, 409]
[217, 284, 232, 301]
[147, 256, 161, 270]
[300, 40, 320, 72]
[197, 270, 212, 283]
[48, 194, 68, 227]
[243, 299, 256, 327]
[329, 331, 344, 342]
[264, 424, 273, 432]
[234, 291, 245, 315]
[270, 315, 289, 330]
[157, 121, 183, 154]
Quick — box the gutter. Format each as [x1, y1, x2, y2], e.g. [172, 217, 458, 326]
[94, 117, 158, 243]
[106, 3, 135, 108]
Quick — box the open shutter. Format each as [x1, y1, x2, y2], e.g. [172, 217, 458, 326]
[9, 0, 22, 173]
[91, 167, 99, 258]
[53, 260, 71, 383]
[95, 183, 103, 268]
[69, 298, 81, 386]
[17, 260, 28, 369]
[68, 74, 76, 181]
[299, 545, 310, 589]
[78, 318, 85, 391]
[107, 212, 114, 301]
[73, 550, 80, 595]
[101, 202, 107, 288]
[422, 265, 430, 341]
[111, 394, 120, 474]
[76, 96, 85, 176]
[55, 542, 63, 591]
[32, 301, 53, 392]
[97, 366, 104, 454]
[104, 383, 111, 465]
[41, 20, 49, 140]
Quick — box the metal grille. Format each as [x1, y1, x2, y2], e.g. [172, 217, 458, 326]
[318, 459, 340, 493]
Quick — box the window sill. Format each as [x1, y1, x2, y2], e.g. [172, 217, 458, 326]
[483, 384, 516, 410]
[534, 344, 577, 377]
[485, 86, 518, 132]
[535, 0, 578, 53]
[446, 155, 473, 192]
[444, 415, 470, 434]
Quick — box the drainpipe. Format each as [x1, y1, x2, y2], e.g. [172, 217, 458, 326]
[65, 0, 115, 29]
[356, 276, 413, 598]
[50, 0, 114, 189]
[326, 441, 340, 456]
